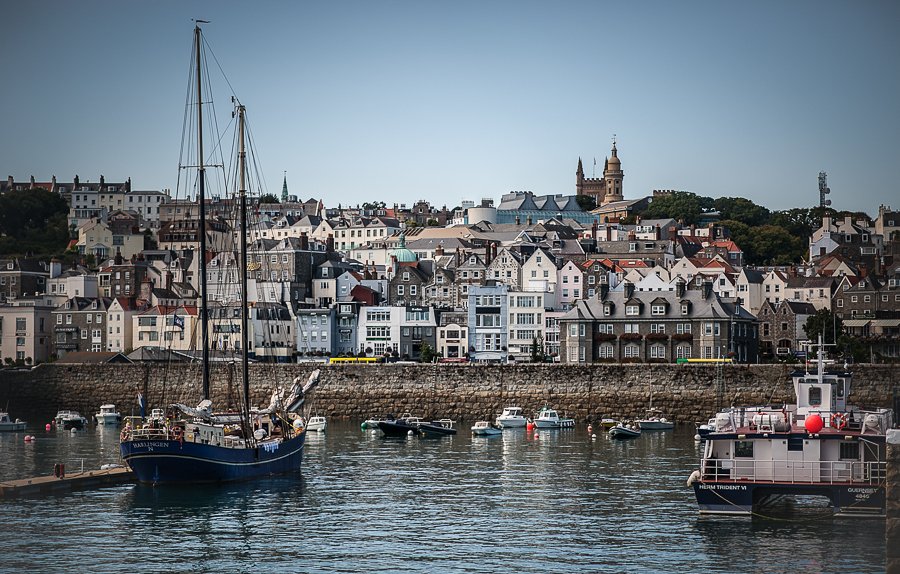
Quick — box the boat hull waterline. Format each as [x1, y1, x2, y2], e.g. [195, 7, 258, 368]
[692, 481, 886, 516]
[120, 433, 305, 484]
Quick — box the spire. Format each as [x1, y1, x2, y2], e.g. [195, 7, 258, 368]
[577, 157, 584, 175]
[281, 171, 288, 202]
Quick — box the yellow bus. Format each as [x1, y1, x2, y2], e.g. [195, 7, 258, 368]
[328, 357, 381, 364]
[676, 358, 733, 364]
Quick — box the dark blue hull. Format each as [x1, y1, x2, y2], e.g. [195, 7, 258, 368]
[377, 420, 421, 437]
[120, 433, 305, 484]
[693, 480, 885, 516]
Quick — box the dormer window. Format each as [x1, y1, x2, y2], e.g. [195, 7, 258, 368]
[603, 303, 613, 316]
[626, 304, 639, 316]
[651, 304, 666, 316]
[681, 302, 690, 315]
[403, 272, 410, 282]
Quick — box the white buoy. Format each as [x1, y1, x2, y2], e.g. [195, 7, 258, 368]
[70, 427, 78, 434]
[694, 434, 701, 441]
[591, 433, 597, 439]
[407, 430, 414, 436]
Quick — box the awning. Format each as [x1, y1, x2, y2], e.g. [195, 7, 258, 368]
[870, 319, 900, 327]
[841, 319, 871, 327]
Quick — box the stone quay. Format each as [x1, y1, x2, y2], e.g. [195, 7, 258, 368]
[1, 362, 897, 425]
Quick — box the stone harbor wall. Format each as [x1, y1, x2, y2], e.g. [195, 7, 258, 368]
[1, 362, 897, 425]
[888, 430, 900, 574]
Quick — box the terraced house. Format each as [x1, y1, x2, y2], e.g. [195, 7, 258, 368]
[559, 279, 758, 364]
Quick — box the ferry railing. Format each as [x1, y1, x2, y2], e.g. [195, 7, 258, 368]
[701, 458, 886, 485]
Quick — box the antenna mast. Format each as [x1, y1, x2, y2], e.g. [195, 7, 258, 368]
[818, 171, 832, 209]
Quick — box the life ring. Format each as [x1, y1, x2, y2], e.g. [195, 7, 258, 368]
[832, 412, 848, 431]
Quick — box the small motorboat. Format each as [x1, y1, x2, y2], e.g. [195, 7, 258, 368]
[307, 415, 327, 432]
[419, 419, 457, 437]
[378, 415, 423, 438]
[95, 404, 122, 426]
[599, 417, 619, 429]
[471, 421, 502, 437]
[0, 412, 26, 432]
[533, 407, 575, 429]
[609, 423, 641, 439]
[695, 417, 716, 440]
[54, 410, 87, 430]
[637, 409, 674, 431]
[495, 406, 528, 428]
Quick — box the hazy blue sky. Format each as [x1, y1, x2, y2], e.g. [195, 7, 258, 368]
[2, 1, 898, 215]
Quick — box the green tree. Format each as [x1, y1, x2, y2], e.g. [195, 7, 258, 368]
[713, 197, 770, 227]
[575, 195, 596, 212]
[419, 343, 435, 363]
[0, 187, 70, 257]
[804, 309, 843, 346]
[258, 193, 279, 204]
[530, 336, 544, 363]
[640, 191, 714, 225]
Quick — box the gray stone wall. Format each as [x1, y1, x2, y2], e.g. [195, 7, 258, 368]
[1, 362, 897, 425]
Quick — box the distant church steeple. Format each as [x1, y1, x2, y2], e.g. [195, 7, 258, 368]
[281, 171, 288, 202]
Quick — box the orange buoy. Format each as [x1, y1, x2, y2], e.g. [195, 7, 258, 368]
[587, 424, 594, 434]
[45, 423, 51, 431]
[526, 421, 535, 431]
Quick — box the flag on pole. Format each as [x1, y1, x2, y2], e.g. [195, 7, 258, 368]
[173, 314, 185, 331]
[137, 392, 146, 418]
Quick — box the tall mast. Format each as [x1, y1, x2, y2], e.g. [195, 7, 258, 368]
[237, 105, 250, 418]
[195, 24, 211, 400]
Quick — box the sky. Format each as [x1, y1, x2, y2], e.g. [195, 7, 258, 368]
[2, 1, 898, 216]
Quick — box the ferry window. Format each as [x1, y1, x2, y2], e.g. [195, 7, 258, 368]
[787, 437, 804, 451]
[808, 386, 822, 406]
[734, 440, 754, 457]
[836, 380, 845, 398]
[839, 442, 859, 460]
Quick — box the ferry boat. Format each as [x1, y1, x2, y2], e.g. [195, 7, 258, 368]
[687, 339, 893, 516]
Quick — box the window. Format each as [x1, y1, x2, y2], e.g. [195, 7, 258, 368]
[650, 344, 665, 359]
[808, 386, 822, 406]
[676, 345, 691, 359]
[598, 343, 614, 358]
[626, 305, 639, 316]
[734, 440, 754, 457]
[839, 441, 860, 460]
[624, 344, 639, 358]
[651, 304, 665, 316]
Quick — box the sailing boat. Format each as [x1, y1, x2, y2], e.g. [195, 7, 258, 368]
[636, 366, 674, 430]
[119, 24, 319, 484]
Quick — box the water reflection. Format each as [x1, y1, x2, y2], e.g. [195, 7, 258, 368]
[0, 421, 887, 573]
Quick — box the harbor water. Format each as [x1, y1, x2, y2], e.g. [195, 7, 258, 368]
[0, 421, 886, 573]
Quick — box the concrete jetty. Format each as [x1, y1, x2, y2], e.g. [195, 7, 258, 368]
[0, 466, 135, 499]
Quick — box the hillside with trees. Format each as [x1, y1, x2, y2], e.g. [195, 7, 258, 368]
[632, 191, 865, 266]
[0, 187, 70, 259]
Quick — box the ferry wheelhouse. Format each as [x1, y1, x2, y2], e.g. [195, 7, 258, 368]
[688, 343, 893, 517]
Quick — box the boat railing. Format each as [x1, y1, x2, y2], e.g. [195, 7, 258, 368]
[128, 426, 174, 440]
[701, 458, 886, 485]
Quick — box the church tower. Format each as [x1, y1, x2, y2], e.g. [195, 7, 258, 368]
[601, 140, 624, 205]
[281, 171, 289, 202]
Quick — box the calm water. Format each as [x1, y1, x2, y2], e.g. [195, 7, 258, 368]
[0, 421, 886, 573]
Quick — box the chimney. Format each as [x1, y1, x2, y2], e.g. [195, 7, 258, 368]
[492, 242, 497, 260]
[100, 174, 105, 186]
[435, 244, 444, 257]
[515, 216, 520, 225]
[166, 271, 173, 290]
[456, 247, 461, 267]
[823, 215, 832, 230]
[526, 216, 532, 225]
[49, 258, 62, 279]
[605, 226, 611, 241]
[675, 277, 686, 298]
[485, 243, 491, 265]
[655, 224, 661, 240]
[326, 234, 334, 252]
[114, 248, 123, 265]
[140, 277, 152, 302]
[623, 280, 634, 299]
[600, 283, 610, 299]
[300, 231, 309, 251]
[702, 280, 713, 299]
[592, 219, 598, 239]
